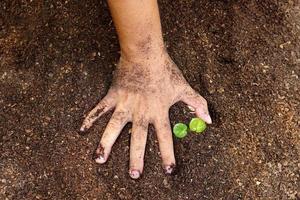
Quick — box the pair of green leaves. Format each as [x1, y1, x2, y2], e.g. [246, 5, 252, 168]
[173, 118, 207, 138]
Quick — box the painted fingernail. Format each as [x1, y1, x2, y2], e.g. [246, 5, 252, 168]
[197, 110, 212, 124]
[80, 125, 88, 132]
[129, 169, 140, 179]
[164, 164, 176, 175]
[188, 105, 196, 112]
[206, 114, 212, 124]
[95, 156, 106, 164]
[93, 146, 106, 164]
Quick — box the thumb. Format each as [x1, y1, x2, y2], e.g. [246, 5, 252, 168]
[180, 88, 212, 124]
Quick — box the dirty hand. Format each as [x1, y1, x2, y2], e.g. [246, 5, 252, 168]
[80, 51, 212, 179]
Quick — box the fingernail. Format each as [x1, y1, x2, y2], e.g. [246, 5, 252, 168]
[206, 114, 212, 124]
[129, 169, 140, 179]
[204, 109, 212, 124]
[80, 125, 88, 132]
[164, 164, 176, 175]
[196, 109, 212, 124]
[93, 145, 106, 164]
[188, 105, 195, 112]
[95, 156, 106, 164]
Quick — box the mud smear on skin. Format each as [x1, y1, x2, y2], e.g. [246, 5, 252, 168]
[134, 117, 148, 131]
[137, 35, 152, 56]
[93, 144, 105, 160]
[92, 106, 106, 119]
[112, 62, 151, 93]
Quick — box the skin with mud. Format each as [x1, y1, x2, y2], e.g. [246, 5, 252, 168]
[81, 47, 212, 176]
[81, 0, 212, 179]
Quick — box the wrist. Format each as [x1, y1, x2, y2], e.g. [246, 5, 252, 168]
[119, 37, 166, 62]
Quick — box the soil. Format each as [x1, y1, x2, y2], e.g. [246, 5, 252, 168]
[1, 0, 299, 199]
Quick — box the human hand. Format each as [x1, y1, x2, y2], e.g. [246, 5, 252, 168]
[80, 51, 212, 179]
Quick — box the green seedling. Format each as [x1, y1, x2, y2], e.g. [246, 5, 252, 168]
[189, 118, 206, 133]
[173, 123, 188, 138]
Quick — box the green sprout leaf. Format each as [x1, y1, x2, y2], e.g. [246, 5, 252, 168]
[173, 123, 188, 138]
[189, 118, 206, 133]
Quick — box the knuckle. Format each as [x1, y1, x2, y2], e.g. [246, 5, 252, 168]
[108, 118, 121, 128]
[134, 144, 145, 153]
[108, 110, 129, 127]
[201, 98, 208, 107]
[134, 117, 148, 131]
[114, 110, 129, 121]
[100, 99, 109, 106]
[185, 87, 197, 97]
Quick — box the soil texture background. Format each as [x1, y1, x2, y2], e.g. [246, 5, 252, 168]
[0, 0, 299, 199]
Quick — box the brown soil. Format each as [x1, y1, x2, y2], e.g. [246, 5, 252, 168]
[1, 0, 299, 199]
